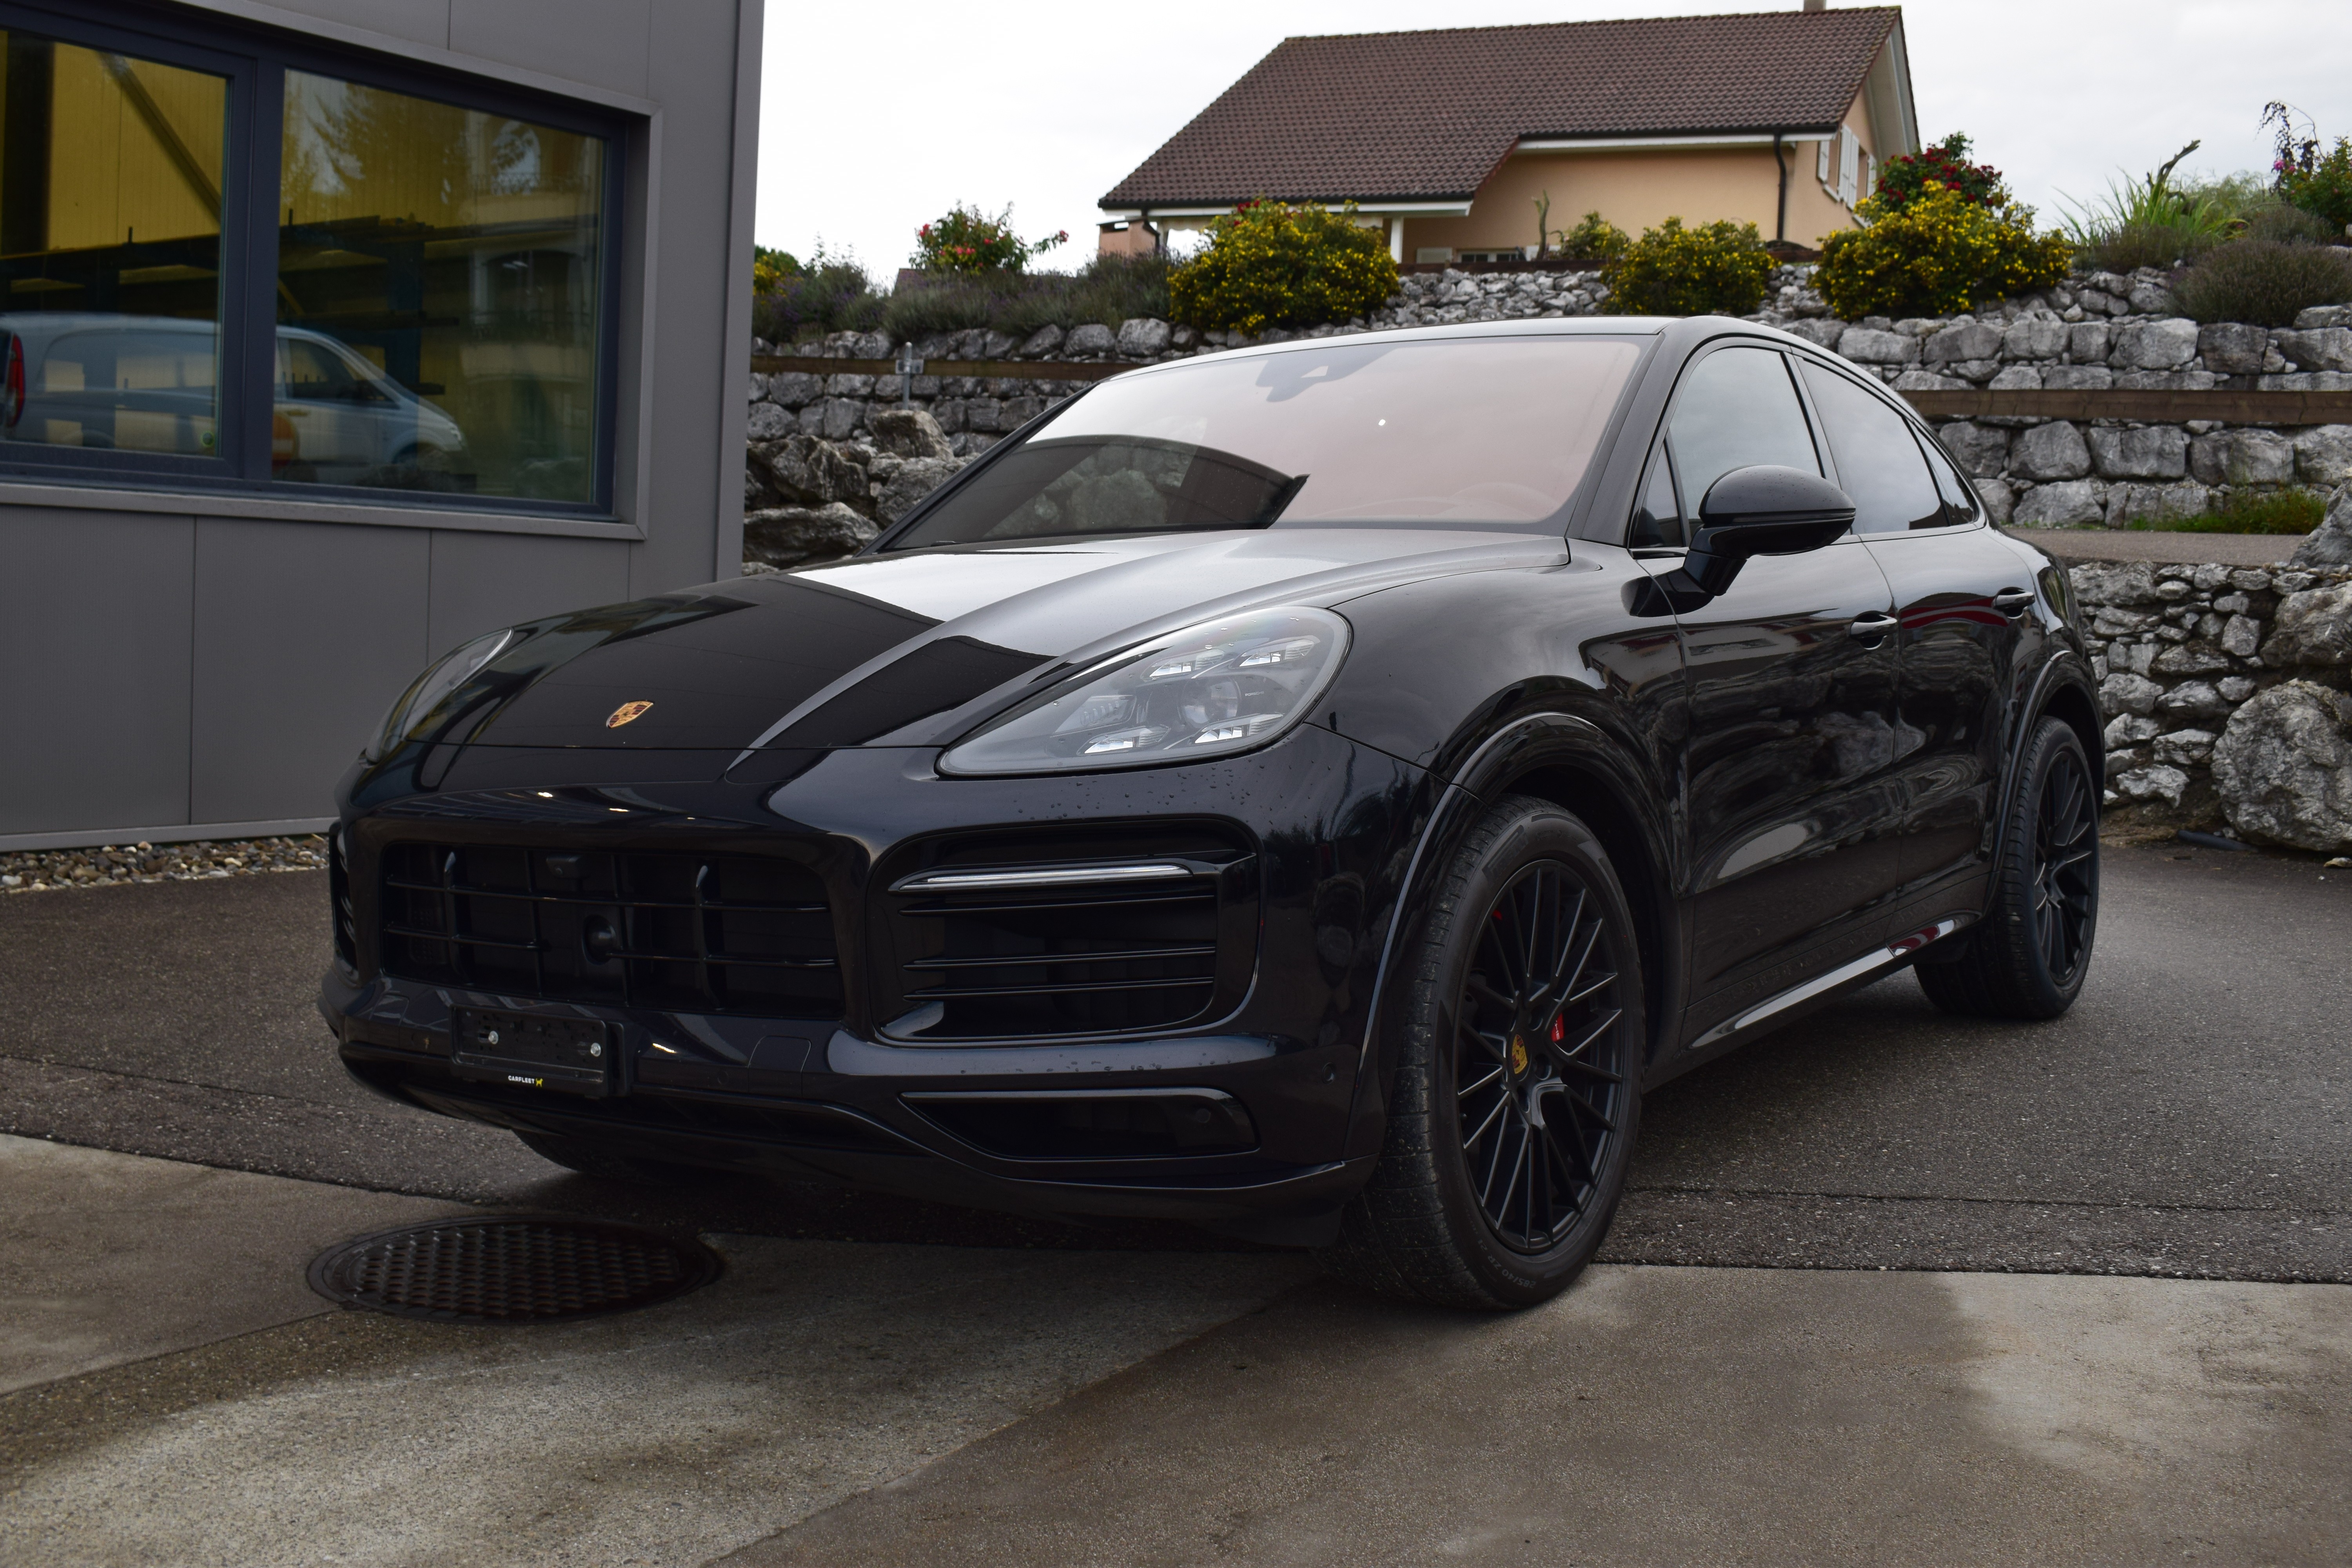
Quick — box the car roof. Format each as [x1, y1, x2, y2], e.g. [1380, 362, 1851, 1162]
[1107, 313, 1836, 382]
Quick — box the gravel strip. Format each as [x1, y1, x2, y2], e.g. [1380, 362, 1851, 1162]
[1, 836, 327, 894]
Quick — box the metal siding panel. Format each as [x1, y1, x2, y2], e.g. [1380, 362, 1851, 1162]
[426, 530, 633, 655]
[190, 519, 430, 823]
[632, 0, 738, 595]
[0, 510, 195, 836]
[238, 0, 452, 47]
[448, 0, 651, 95]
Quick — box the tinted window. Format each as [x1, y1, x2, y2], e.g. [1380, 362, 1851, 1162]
[1799, 362, 1945, 534]
[1666, 347, 1819, 518]
[1629, 442, 1682, 548]
[886, 336, 1645, 548]
[0, 29, 226, 457]
[1918, 429, 1980, 524]
[279, 71, 610, 501]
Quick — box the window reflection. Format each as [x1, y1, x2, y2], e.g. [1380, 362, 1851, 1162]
[276, 71, 605, 501]
[0, 29, 226, 458]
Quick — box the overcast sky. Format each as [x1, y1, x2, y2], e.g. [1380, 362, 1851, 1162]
[753, 0, 2352, 277]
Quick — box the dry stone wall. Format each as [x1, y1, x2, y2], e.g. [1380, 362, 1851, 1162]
[746, 263, 2352, 548]
[2071, 557, 2352, 842]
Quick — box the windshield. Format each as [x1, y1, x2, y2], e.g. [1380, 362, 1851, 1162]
[884, 334, 1645, 549]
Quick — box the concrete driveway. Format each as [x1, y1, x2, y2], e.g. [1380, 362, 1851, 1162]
[2, 840, 2347, 1564]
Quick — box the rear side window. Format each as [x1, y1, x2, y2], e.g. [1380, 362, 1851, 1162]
[1798, 362, 1946, 534]
[1665, 347, 1820, 521]
[1918, 430, 1982, 525]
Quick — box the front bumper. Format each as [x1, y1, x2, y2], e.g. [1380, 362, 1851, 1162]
[323, 725, 1429, 1240]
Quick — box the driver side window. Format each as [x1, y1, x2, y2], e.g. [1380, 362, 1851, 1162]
[1665, 347, 1821, 526]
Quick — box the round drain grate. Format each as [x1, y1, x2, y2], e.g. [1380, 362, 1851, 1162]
[308, 1216, 721, 1324]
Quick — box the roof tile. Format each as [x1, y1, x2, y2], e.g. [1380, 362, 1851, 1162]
[1102, 8, 1902, 208]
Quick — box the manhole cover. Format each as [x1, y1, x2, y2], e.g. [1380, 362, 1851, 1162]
[308, 1216, 721, 1324]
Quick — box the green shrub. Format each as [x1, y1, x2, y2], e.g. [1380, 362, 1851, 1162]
[2172, 239, 2352, 326]
[2267, 103, 2352, 234]
[751, 248, 884, 343]
[2238, 196, 2338, 245]
[1600, 218, 1772, 316]
[912, 203, 1068, 275]
[880, 254, 1174, 343]
[752, 245, 799, 293]
[1817, 186, 2071, 318]
[2082, 218, 2223, 272]
[2131, 488, 2329, 535]
[1552, 210, 1629, 264]
[1874, 132, 2004, 213]
[1168, 201, 1399, 336]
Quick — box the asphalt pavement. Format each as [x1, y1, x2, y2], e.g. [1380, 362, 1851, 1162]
[3, 840, 2345, 1278]
[4, 842, 2348, 1565]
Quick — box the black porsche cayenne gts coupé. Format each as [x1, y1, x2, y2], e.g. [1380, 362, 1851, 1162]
[323, 317, 2101, 1308]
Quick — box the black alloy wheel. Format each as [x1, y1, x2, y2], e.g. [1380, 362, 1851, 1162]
[2028, 739, 2097, 986]
[1916, 717, 2100, 1019]
[1324, 796, 1644, 1310]
[1454, 861, 1631, 1252]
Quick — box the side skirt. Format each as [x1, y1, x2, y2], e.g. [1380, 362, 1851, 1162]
[1643, 912, 1977, 1091]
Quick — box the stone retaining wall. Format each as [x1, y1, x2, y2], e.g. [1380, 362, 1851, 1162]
[2073, 559, 2352, 834]
[747, 264, 2352, 530]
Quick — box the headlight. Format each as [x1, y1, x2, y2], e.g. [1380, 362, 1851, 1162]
[938, 607, 1348, 776]
[366, 629, 516, 759]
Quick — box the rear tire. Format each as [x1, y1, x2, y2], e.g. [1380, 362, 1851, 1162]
[1916, 716, 2099, 1020]
[1320, 796, 1645, 1310]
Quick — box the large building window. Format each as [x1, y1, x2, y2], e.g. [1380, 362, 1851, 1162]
[277, 74, 605, 502]
[0, 29, 228, 460]
[0, 5, 619, 513]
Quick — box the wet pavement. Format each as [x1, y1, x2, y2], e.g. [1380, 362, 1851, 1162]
[2, 838, 2347, 1563]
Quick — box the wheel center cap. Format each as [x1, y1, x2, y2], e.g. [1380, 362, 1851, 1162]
[1508, 1035, 1529, 1078]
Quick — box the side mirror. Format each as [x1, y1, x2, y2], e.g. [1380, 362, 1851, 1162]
[1674, 466, 1857, 597]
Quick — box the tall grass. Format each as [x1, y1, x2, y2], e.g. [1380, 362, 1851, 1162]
[2058, 144, 2267, 270]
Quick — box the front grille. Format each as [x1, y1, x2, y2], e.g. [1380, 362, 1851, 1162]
[874, 826, 1258, 1041]
[378, 842, 839, 1016]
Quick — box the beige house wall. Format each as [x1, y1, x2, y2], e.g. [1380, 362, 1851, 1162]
[1404, 82, 1894, 259]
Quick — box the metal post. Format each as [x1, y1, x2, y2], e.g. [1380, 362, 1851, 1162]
[894, 342, 924, 407]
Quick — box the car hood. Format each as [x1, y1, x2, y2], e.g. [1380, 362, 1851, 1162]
[452, 528, 1562, 753]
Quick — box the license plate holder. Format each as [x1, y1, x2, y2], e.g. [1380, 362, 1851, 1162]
[450, 1008, 617, 1098]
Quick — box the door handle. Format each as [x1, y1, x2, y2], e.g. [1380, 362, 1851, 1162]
[1848, 611, 1899, 646]
[1992, 588, 2035, 616]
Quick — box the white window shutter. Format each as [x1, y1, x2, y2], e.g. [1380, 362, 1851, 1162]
[1817, 137, 1832, 185]
[1838, 130, 1858, 205]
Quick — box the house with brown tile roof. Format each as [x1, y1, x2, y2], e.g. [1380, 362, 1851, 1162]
[1098, 4, 1918, 263]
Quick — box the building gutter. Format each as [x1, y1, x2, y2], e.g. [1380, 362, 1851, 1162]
[1512, 131, 1835, 152]
[1099, 199, 1474, 221]
[1773, 131, 1789, 242]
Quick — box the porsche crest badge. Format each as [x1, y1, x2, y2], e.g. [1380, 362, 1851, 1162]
[606, 701, 654, 729]
[1509, 1036, 1528, 1075]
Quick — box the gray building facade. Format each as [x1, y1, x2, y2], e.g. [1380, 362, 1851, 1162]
[0, 0, 762, 849]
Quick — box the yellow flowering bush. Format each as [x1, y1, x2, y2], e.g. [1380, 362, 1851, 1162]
[1601, 218, 1774, 316]
[1818, 184, 2073, 319]
[1169, 201, 1400, 336]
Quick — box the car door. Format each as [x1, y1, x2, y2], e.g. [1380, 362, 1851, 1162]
[1796, 358, 2031, 897]
[1645, 343, 1909, 1025]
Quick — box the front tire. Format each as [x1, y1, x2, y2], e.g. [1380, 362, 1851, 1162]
[1916, 716, 2099, 1019]
[1322, 796, 1644, 1310]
